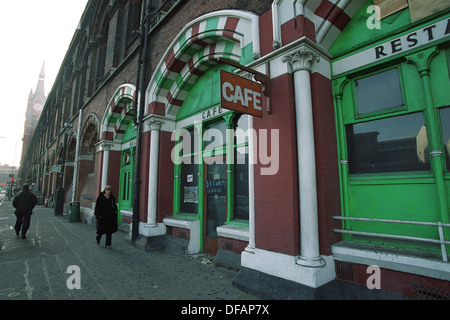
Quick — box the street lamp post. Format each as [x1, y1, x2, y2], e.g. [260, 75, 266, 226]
[54, 123, 73, 216]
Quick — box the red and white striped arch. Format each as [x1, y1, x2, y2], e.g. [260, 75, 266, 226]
[146, 10, 261, 118]
[101, 84, 136, 142]
[272, 0, 366, 50]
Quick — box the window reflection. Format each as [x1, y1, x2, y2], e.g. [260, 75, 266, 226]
[439, 107, 450, 171]
[235, 114, 249, 145]
[346, 113, 430, 174]
[234, 115, 249, 221]
[234, 151, 249, 220]
[355, 68, 403, 115]
[204, 122, 226, 151]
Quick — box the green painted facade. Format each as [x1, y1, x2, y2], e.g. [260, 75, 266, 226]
[118, 123, 136, 224]
[331, 1, 450, 254]
[172, 64, 250, 252]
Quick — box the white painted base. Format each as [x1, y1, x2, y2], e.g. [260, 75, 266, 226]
[332, 242, 450, 281]
[139, 222, 166, 237]
[163, 217, 200, 254]
[241, 248, 336, 288]
[217, 224, 249, 242]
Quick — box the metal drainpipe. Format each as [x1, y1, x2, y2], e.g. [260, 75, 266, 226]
[132, 0, 152, 244]
[71, 108, 82, 202]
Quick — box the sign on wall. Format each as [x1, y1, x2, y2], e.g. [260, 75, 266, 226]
[220, 70, 263, 118]
[50, 164, 62, 173]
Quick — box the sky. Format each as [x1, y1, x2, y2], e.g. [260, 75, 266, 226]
[0, 0, 89, 168]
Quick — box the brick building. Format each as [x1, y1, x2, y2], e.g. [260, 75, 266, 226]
[22, 0, 449, 299]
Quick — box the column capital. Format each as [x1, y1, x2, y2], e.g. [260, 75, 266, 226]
[405, 46, 439, 76]
[282, 48, 320, 73]
[100, 141, 113, 151]
[147, 119, 164, 131]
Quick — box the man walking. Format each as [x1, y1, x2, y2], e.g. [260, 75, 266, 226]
[13, 184, 38, 239]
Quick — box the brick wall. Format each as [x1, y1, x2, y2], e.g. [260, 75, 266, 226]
[254, 73, 300, 256]
[149, 0, 272, 76]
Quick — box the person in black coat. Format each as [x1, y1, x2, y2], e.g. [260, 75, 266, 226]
[13, 184, 38, 239]
[94, 185, 118, 248]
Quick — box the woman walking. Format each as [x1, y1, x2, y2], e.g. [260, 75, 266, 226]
[94, 185, 118, 248]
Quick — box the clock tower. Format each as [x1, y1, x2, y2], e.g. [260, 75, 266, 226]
[20, 62, 46, 170]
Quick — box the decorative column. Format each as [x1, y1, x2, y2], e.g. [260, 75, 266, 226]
[146, 119, 164, 227]
[283, 48, 325, 268]
[101, 142, 112, 189]
[406, 47, 449, 226]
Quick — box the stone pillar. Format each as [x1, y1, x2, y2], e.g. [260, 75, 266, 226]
[146, 119, 164, 227]
[100, 143, 111, 189]
[283, 48, 325, 268]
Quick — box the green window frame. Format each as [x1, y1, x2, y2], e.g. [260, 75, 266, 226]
[341, 63, 433, 176]
[352, 66, 406, 119]
[333, 46, 450, 254]
[172, 112, 249, 226]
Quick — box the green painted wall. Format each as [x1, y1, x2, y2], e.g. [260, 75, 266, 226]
[332, 1, 450, 255]
[330, 1, 413, 58]
[176, 64, 233, 121]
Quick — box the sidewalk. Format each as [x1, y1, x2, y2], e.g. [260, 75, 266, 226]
[0, 200, 258, 300]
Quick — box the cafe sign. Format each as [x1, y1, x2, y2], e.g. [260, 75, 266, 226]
[220, 70, 263, 118]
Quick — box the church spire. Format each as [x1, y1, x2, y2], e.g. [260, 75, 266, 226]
[35, 61, 45, 97]
[39, 61, 45, 80]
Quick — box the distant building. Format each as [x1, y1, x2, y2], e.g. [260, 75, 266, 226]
[0, 164, 18, 188]
[20, 62, 46, 182]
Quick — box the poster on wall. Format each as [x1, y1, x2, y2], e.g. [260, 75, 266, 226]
[184, 186, 198, 203]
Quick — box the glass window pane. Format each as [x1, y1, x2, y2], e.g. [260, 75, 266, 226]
[439, 107, 450, 171]
[204, 122, 226, 151]
[355, 68, 403, 115]
[234, 151, 249, 221]
[178, 128, 196, 156]
[122, 172, 127, 201]
[206, 161, 227, 238]
[346, 113, 430, 174]
[125, 172, 129, 201]
[235, 114, 249, 145]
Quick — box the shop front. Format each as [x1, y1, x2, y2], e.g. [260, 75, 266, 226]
[331, 2, 450, 291]
[169, 66, 251, 256]
[141, 10, 263, 265]
[100, 84, 136, 225]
